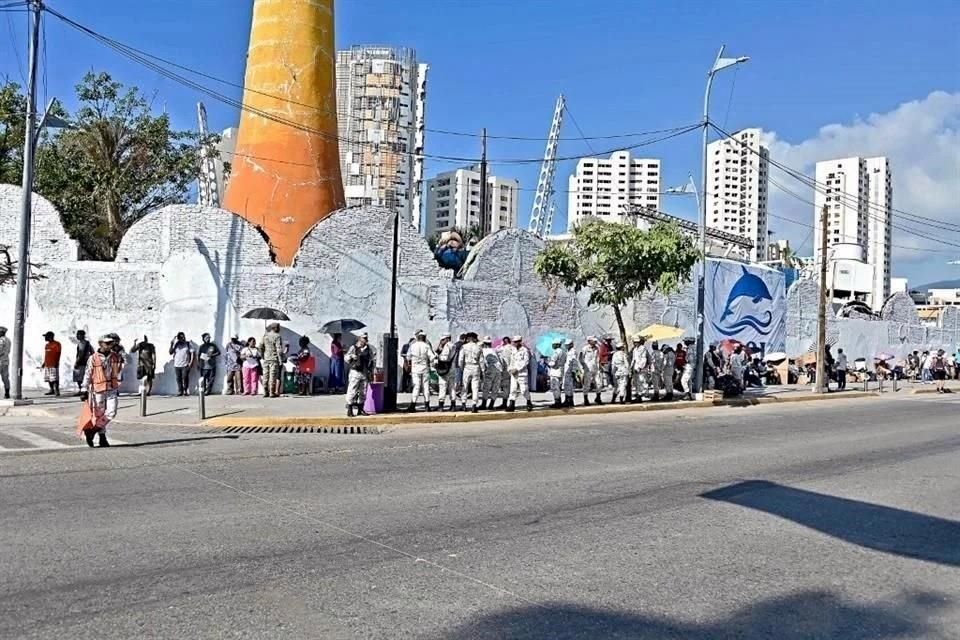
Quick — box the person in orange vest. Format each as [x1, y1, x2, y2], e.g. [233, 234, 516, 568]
[80, 334, 123, 447]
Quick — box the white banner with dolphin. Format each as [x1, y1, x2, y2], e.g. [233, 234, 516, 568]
[703, 259, 786, 356]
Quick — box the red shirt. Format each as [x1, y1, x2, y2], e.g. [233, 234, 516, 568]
[675, 349, 687, 369]
[43, 340, 62, 368]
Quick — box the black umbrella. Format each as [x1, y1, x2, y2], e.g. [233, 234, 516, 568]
[243, 307, 290, 321]
[320, 318, 366, 334]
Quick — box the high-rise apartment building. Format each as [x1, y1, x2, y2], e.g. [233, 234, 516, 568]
[423, 167, 519, 236]
[336, 46, 428, 229]
[566, 151, 661, 230]
[813, 156, 892, 308]
[705, 128, 769, 262]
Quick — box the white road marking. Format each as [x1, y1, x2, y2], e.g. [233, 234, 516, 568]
[0, 428, 127, 452]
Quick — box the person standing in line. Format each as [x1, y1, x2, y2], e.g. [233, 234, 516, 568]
[597, 337, 612, 390]
[451, 333, 466, 408]
[630, 335, 649, 403]
[42, 331, 62, 396]
[406, 330, 435, 412]
[546, 338, 566, 409]
[480, 336, 503, 410]
[344, 332, 375, 417]
[294, 335, 315, 396]
[196, 333, 221, 395]
[131, 336, 157, 396]
[674, 343, 687, 394]
[240, 337, 262, 395]
[496, 336, 515, 410]
[729, 344, 748, 389]
[579, 336, 603, 406]
[400, 337, 415, 393]
[329, 333, 345, 393]
[932, 349, 948, 393]
[611, 341, 630, 404]
[649, 341, 664, 400]
[80, 335, 123, 447]
[260, 323, 284, 398]
[0, 326, 10, 399]
[169, 333, 194, 396]
[458, 332, 483, 413]
[679, 342, 695, 400]
[835, 348, 849, 391]
[72, 330, 94, 396]
[223, 335, 243, 395]
[108, 333, 127, 386]
[660, 343, 676, 401]
[562, 338, 580, 408]
[704, 344, 721, 390]
[435, 333, 457, 411]
[507, 335, 533, 412]
[823, 345, 836, 392]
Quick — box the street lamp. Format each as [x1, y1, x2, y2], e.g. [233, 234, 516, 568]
[694, 45, 749, 399]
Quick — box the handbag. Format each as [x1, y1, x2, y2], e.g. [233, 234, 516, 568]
[76, 400, 95, 437]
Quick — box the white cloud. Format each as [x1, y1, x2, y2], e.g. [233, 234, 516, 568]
[757, 91, 960, 279]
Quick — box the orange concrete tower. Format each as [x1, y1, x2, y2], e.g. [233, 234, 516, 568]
[224, 0, 345, 266]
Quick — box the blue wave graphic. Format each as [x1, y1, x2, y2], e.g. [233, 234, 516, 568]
[713, 310, 774, 337]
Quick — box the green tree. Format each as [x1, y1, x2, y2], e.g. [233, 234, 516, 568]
[534, 219, 699, 348]
[0, 78, 27, 185]
[32, 72, 207, 260]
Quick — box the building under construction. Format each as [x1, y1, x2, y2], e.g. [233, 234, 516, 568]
[336, 46, 428, 230]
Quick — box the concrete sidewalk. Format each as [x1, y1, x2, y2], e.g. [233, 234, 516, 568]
[0, 383, 884, 429]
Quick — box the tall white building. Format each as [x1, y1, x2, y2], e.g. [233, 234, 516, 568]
[423, 167, 519, 236]
[705, 128, 769, 262]
[814, 156, 892, 308]
[566, 151, 660, 230]
[336, 46, 428, 229]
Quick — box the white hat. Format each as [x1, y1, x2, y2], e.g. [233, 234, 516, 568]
[615, 341, 625, 349]
[441, 332, 451, 339]
[512, 335, 523, 342]
[565, 338, 574, 345]
[415, 329, 425, 337]
[482, 336, 492, 343]
[587, 336, 597, 342]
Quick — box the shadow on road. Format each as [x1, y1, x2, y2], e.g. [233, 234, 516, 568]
[436, 590, 947, 639]
[112, 435, 240, 448]
[700, 480, 960, 567]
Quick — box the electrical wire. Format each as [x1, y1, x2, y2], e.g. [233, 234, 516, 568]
[40, 4, 699, 144]
[562, 103, 598, 156]
[708, 121, 960, 231]
[43, 4, 702, 166]
[4, 5, 26, 85]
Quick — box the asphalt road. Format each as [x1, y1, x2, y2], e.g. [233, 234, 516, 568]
[0, 394, 958, 639]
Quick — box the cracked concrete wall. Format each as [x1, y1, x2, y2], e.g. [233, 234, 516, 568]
[1, 183, 956, 392]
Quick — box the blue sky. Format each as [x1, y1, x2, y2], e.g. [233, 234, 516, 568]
[3, 0, 959, 283]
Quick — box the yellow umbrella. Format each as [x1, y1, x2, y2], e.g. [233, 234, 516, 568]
[638, 323, 685, 342]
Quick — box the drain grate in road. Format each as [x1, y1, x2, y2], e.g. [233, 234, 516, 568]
[216, 425, 381, 435]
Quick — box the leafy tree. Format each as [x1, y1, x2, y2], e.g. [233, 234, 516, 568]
[30, 72, 208, 260]
[0, 78, 27, 185]
[535, 219, 699, 348]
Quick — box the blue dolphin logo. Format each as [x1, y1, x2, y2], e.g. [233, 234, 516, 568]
[714, 266, 774, 336]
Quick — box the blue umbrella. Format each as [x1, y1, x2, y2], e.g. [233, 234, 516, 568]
[535, 332, 567, 356]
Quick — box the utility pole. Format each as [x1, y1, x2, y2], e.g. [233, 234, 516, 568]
[815, 204, 829, 394]
[478, 128, 488, 238]
[10, 0, 42, 402]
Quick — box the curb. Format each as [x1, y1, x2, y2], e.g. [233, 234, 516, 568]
[200, 391, 878, 430]
[909, 386, 955, 395]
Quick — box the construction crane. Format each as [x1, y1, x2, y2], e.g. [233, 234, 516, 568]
[196, 102, 221, 207]
[527, 94, 565, 237]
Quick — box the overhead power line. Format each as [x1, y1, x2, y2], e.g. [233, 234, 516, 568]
[40, 4, 697, 144]
[42, 4, 701, 166]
